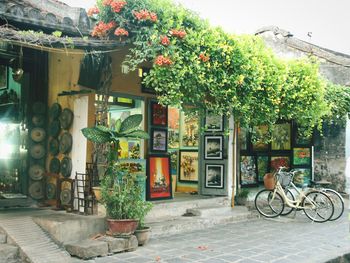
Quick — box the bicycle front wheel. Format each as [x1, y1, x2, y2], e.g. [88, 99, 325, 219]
[281, 188, 295, 216]
[324, 189, 344, 221]
[302, 191, 334, 223]
[255, 189, 284, 218]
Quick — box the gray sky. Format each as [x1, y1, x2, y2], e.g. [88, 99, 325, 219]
[61, 0, 350, 55]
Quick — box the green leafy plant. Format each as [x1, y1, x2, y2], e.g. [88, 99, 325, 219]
[81, 114, 152, 220]
[236, 188, 250, 199]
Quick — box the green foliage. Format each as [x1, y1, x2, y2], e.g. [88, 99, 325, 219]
[236, 188, 250, 198]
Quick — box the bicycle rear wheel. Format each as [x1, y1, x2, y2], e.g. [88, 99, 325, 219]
[281, 188, 295, 216]
[255, 189, 284, 218]
[302, 191, 334, 223]
[324, 189, 344, 221]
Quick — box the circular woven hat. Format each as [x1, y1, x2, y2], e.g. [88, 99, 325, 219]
[29, 181, 44, 200]
[49, 103, 62, 119]
[49, 157, 60, 174]
[49, 138, 59, 156]
[30, 144, 46, 159]
[29, 164, 45, 181]
[61, 156, 72, 178]
[59, 108, 74, 130]
[32, 102, 46, 114]
[30, 128, 46, 143]
[49, 120, 61, 138]
[32, 115, 45, 127]
[59, 132, 73, 154]
[46, 183, 56, 200]
[60, 189, 71, 205]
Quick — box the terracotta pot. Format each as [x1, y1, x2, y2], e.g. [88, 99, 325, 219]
[134, 227, 151, 246]
[107, 219, 139, 236]
[92, 186, 102, 201]
[263, 173, 275, 190]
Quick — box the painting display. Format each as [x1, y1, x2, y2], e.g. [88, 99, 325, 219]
[238, 127, 248, 151]
[204, 135, 223, 160]
[205, 164, 224, 189]
[150, 101, 168, 127]
[179, 150, 199, 183]
[168, 129, 180, 149]
[169, 150, 178, 175]
[271, 123, 291, 150]
[0, 65, 7, 90]
[240, 156, 257, 186]
[128, 140, 141, 159]
[168, 107, 180, 130]
[147, 155, 172, 200]
[151, 128, 167, 152]
[270, 156, 290, 172]
[118, 140, 129, 159]
[293, 148, 311, 166]
[295, 127, 312, 146]
[205, 111, 224, 132]
[293, 168, 311, 186]
[119, 159, 146, 175]
[252, 125, 269, 151]
[257, 156, 269, 182]
[181, 112, 199, 148]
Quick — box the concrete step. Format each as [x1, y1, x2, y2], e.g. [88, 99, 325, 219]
[0, 244, 19, 263]
[148, 206, 255, 238]
[186, 206, 234, 217]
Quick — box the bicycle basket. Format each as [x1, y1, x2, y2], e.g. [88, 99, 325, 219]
[277, 172, 293, 188]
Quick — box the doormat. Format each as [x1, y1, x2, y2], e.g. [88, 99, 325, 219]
[0, 193, 27, 199]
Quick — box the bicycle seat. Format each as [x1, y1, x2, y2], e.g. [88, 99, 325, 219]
[310, 180, 332, 187]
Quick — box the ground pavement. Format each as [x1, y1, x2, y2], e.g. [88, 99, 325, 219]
[83, 206, 350, 263]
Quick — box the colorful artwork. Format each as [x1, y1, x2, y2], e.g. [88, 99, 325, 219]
[252, 125, 269, 151]
[118, 140, 129, 159]
[151, 101, 168, 127]
[168, 107, 180, 130]
[295, 128, 312, 145]
[168, 129, 180, 149]
[238, 127, 248, 151]
[128, 141, 140, 159]
[271, 123, 291, 150]
[181, 112, 199, 148]
[204, 135, 223, 160]
[205, 111, 223, 132]
[270, 156, 290, 172]
[179, 150, 199, 183]
[169, 150, 178, 175]
[293, 148, 311, 165]
[151, 128, 167, 152]
[257, 156, 269, 182]
[119, 159, 146, 174]
[205, 164, 224, 189]
[147, 155, 172, 200]
[240, 156, 257, 185]
[293, 168, 311, 187]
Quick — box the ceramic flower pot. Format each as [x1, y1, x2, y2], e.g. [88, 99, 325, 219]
[107, 219, 139, 236]
[134, 226, 151, 246]
[263, 173, 275, 190]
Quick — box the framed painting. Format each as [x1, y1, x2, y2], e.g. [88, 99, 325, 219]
[179, 150, 199, 183]
[293, 147, 311, 166]
[169, 150, 178, 175]
[271, 123, 291, 150]
[151, 128, 168, 153]
[293, 168, 311, 187]
[118, 139, 129, 159]
[240, 155, 258, 186]
[168, 107, 180, 130]
[252, 125, 269, 152]
[147, 155, 172, 200]
[150, 100, 168, 127]
[140, 68, 156, 94]
[128, 140, 141, 159]
[204, 135, 223, 160]
[294, 126, 313, 146]
[180, 111, 199, 148]
[205, 111, 224, 132]
[238, 127, 248, 151]
[257, 155, 269, 183]
[205, 164, 224, 189]
[270, 156, 290, 172]
[168, 129, 180, 149]
[0, 65, 7, 91]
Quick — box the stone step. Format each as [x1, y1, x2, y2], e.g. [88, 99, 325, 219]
[148, 206, 255, 238]
[0, 244, 19, 263]
[186, 206, 234, 217]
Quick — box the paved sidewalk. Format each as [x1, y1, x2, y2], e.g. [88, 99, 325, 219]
[85, 208, 350, 263]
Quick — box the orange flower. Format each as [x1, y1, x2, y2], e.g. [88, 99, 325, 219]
[87, 6, 99, 17]
[170, 29, 186, 39]
[199, 53, 209, 62]
[114, 27, 129, 36]
[110, 1, 127, 13]
[160, 36, 170, 46]
[91, 21, 116, 38]
[133, 9, 157, 22]
[154, 55, 173, 66]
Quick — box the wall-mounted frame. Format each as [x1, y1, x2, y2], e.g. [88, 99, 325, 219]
[204, 111, 224, 132]
[270, 155, 290, 172]
[150, 100, 168, 127]
[205, 164, 224, 189]
[0, 65, 8, 91]
[238, 126, 248, 151]
[147, 155, 172, 200]
[180, 111, 199, 148]
[179, 150, 199, 183]
[150, 128, 168, 153]
[293, 167, 311, 187]
[292, 147, 311, 166]
[252, 125, 269, 152]
[240, 155, 258, 186]
[271, 122, 291, 150]
[140, 68, 156, 94]
[257, 155, 269, 183]
[204, 135, 223, 160]
[293, 124, 313, 146]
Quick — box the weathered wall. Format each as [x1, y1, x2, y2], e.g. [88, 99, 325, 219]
[258, 28, 350, 192]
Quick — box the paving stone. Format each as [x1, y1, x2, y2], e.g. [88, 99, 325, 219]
[0, 244, 19, 262]
[97, 236, 127, 253]
[126, 235, 138, 252]
[0, 234, 6, 244]
[65, 239, 108, 260]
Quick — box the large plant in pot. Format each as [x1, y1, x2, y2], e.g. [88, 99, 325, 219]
[82, 114, 151, 236]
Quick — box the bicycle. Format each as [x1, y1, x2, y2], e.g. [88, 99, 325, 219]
[254, 167, 334, 223]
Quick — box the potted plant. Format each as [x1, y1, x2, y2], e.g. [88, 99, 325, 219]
[82, 114, 152, 236]
[134, 195, 153, 246]
[235, 188, 250, 206]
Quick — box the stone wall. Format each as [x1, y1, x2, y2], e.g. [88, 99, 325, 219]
[257, 27, 350, 192]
